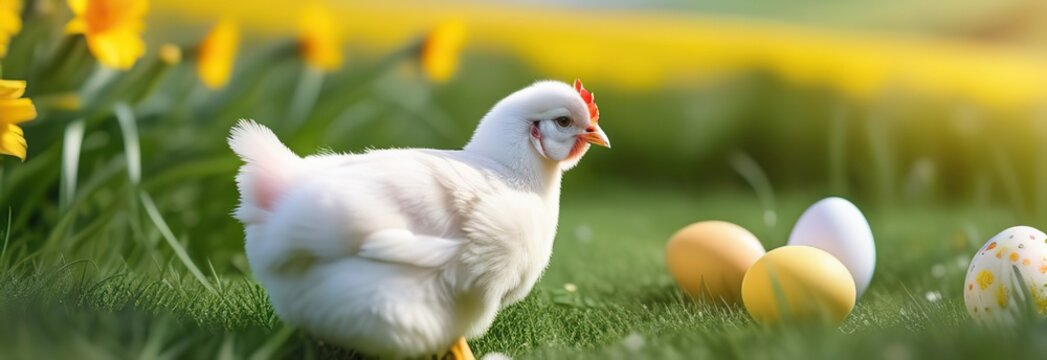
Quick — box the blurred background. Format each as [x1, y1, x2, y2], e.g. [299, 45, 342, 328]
[134, 0, 1047, 214]
[4, 0, 1047, 357]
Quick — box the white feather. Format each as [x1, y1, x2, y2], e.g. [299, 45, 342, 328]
[229, 80, 602, 358]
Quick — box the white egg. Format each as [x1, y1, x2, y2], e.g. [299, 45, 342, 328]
[787, 197, 876, 297]
[964, 226, 1047, 324]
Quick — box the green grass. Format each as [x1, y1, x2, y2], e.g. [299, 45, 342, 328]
[1, 183, 1044, 359]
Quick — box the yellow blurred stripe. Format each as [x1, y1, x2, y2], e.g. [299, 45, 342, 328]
[153, 0, 1047, 108]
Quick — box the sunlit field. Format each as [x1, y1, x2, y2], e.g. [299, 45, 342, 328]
[3, 0, 1047, 359]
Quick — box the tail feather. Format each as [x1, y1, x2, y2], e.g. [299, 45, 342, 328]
[229, 120, 300, 223]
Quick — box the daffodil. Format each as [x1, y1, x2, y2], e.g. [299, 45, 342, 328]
[0, 0, 23, 57]
[420, 20, 465, 83]
[65, 0, 148, 70]
[0, 80, 36, 160]
[297, 4, 342, 71]
[159, 43, 181, 65]
[196, 20, 238, 89]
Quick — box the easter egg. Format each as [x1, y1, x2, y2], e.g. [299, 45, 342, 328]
[964, 226, 1047, 324]
[666, 221, 766, 304]
[741, 245, 856, 325]
[788, 197, 876, 297]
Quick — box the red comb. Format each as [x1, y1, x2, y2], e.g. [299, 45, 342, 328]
[573, 79, 599, 125]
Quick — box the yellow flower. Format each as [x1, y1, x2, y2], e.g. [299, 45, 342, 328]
[159, 43, 181, 65]
[196, 20, 238, 89]
[65, 0, 148, 70]
[0, 0, 22, 57]
[0, 80, 36, 160]
[150, 0, 1047, 109]
[420, 20, 466, 83]
[297, 4, 342, 71]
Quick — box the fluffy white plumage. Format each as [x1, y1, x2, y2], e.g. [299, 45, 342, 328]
[229, 80, 609, 358]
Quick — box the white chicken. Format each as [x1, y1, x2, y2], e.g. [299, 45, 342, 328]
[229, 80, 610, 358]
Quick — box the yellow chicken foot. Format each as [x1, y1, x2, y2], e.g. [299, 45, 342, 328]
[445, 337, 475, 360]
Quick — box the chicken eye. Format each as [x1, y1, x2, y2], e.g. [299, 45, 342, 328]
[554, 116, 572, 128]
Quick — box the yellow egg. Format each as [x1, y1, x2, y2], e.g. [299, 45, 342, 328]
[741, 245, 856, 325]
[666, 221, 766, 304]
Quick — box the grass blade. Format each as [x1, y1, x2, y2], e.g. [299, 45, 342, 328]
[729, 151, 777, 229]
[0, 208, 10, 269]
[60, 118, 86, 212]
[249, 326, 294, 360]
[139, 191, 215, 293]
[115, 102, 142, 185]
[286, 66, 325, 129]
[828, 102, 848, 195]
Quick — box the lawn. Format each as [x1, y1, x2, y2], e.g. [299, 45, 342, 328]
[1, 182, 1042, 359]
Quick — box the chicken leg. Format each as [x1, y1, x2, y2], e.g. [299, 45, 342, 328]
[446, 337, 475, 360]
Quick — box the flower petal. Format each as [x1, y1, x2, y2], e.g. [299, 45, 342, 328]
[0, 79, 26, 98]
[70, 0, 148, 67]
[0, 98, 36, 124]
[298, 4, 342, 71]
[0, 11, 21, 36]
[86, 29, 145, 69]
[65, 18, 87, 34]
[420, 20, 466, 83]
[67, 0, 86, 15]
[197, 20, 239, 89]
[0, 123, 27, 160]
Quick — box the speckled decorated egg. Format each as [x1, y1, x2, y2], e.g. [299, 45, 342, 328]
[964, 226, 1047, 324]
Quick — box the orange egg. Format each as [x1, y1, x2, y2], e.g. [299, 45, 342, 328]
[666, 221, 766, 304]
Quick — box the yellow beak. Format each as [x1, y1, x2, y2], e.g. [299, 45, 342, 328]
[580, 126, 611, 148]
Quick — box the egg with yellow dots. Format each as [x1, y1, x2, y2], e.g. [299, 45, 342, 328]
[964, 226, 1047, 325]
[741, 245, 856, 325]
